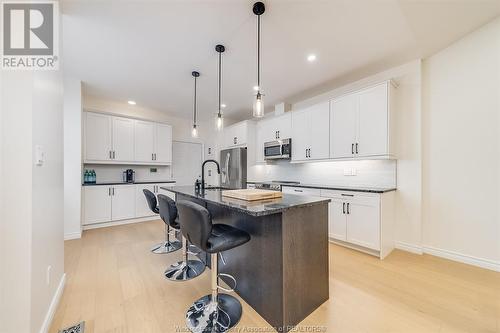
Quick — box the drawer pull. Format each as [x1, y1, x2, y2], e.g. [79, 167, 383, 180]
[294, 189, 303, 192]
[341, 194, 354, 197]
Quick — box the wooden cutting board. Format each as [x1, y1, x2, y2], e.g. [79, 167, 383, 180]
[222, 189, 283, 201]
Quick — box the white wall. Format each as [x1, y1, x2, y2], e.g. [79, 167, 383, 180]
[64, 78, 82, 240]
[0, 71, 34, 333]
[0, 70, 64, 333]
[422, 17, 500, 268]
[31, 71, 65, 333]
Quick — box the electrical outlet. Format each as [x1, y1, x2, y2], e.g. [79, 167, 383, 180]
[46, 266, 51, 285]
[150, 168, 157, 173]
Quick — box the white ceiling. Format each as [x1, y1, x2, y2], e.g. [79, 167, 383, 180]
[62, 0, 500, 120]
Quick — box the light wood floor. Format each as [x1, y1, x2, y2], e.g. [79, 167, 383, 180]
[50, 220, 500, 333]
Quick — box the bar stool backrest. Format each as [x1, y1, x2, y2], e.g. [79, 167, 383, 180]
[143, 189, 158, 214]
[158, 194, 178, 226]
[177, 200, 212, 251]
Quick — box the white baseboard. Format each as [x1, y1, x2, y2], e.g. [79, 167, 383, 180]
[64, 231, 81, 240]
[422, 245, 500, 272]
[395, 241, 423, 255]
[39, 273, 66, 333]
[82, 216, 159, 230]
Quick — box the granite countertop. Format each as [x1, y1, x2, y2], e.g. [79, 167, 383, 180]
[161, 185, 330, 217]
[247, 181, 396, 193]
[82, 180, 176, 186]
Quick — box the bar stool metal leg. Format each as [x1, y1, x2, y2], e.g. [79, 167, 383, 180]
[164, 237, 205, 281]
[151, 224, 182, 254]
[186, 253, 242, 332]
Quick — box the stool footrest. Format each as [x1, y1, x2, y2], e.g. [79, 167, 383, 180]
[218, 273, 237, 293]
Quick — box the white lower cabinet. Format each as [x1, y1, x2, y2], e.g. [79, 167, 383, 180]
[84, 182, 176, 226]
[83, 186, 112, 224]
[135, 184, 156, 218]
[320, 189, 394, 258]
[111, 185, 136, 221]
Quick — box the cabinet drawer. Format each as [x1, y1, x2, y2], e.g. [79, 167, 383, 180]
[320, 189, 379, 203]
[282, 186, 321, 197]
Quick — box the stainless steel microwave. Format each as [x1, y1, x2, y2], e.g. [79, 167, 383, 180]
[264, 138, 291, 160]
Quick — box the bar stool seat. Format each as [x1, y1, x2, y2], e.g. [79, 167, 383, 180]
[144, 189, 182, 254]
[177, 200, 250, 333]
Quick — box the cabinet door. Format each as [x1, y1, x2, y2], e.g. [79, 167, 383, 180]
[134, 120, 155, 162]
[291, 110, 310, 161]
[308, 102, 330, 160]
[256, 120, 271, 163]
[281, 186, 321, 196]
[357, 83, 388, 157]
[346, 200, 380, 250]
[330, 94, 358, 158]
[329, 199, 347, 241]
[135, 184, 156, 218]
[111, 185, 136, 221]
[155, 123, 172, 164]
[112, 117, 135, 162]
[276, 112, 292, 139]
[85, 112, 112, 161]
[233, 122, 247, 146]
[84, 186, 112, 225]
[223, 126, 235, 148]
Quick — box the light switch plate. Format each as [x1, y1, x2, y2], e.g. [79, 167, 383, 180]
[35, 145, 44, 166]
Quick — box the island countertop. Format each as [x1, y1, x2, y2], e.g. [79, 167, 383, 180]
[161, 185, 330, 217]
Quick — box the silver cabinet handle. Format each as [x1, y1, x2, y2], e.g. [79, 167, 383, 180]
[341, 193, 354, 197]
[112, 151, 115, 159]
[294, 189, 303, 192]
[355, 143, 359, 154]
[351, 143, 354, 154]
[347, 203, 350, 214]
[343, 202, 345, 214]
[112, 187, 115, 195]
[108, 188, 111, 196]
[109, 151, 112, 159]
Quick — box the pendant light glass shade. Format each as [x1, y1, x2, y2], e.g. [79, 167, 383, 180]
[191, 124, 198, 138]
[215, 113, 223, 131]
[253, 92, 264, 118]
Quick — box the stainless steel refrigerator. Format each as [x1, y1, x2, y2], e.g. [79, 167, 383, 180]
[220, 147, 247, 189]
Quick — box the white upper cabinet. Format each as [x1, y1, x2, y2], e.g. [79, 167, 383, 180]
[85, 112, 112, 161]
[291, 101, 330, 162]
[134, 120, 156, 162]
[255, 113, 292, 163]
[112, 117, 135, 162]
[223, 121, 249, 148]
[357, 83, 389, 157]
[155, 123, 172, 164]
[330, 81, 394, 159]
[330, 94, 358, 158]
[84, 112, 172, 165]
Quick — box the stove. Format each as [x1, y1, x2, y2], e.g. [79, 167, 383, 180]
[254, 180, 300, 191]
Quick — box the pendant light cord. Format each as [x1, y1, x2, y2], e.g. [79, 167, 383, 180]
[218, 51, 222, 115]
[193, 76, 197, 126]
[257, 14, 260, 90]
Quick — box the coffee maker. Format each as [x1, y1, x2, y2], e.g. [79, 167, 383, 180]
[123, 169, 135, 183]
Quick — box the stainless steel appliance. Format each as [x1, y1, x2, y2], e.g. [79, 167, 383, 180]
[254, 180, 300, 191]
[264, 138, 292, 160]
[220, 147, 247, 189]
[123, 169, 135, 183]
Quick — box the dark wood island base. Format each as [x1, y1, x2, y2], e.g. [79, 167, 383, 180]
[164, 186, 330, 332]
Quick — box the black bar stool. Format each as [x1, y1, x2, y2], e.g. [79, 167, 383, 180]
[143, 189, 181, 254]
[177, 200, 251, 332]
[161, 195, 206, 281]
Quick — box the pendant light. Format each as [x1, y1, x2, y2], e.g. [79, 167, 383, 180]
[215, 44, 225, 131]
[191, 71, 200, 138]
[253, 2, 265, 118]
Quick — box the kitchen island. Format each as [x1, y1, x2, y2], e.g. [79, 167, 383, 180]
[161, 185, 330, 332]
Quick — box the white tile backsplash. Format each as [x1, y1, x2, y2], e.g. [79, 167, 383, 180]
[83, 164, 173, 183]
[248, 159, 396, 188]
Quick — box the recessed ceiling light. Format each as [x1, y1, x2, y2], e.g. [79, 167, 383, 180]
[253, 85, 259, 91]
[128, 100, 136, 105]
[221, 104, 227, 108]
[307, 54, 317, 62]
